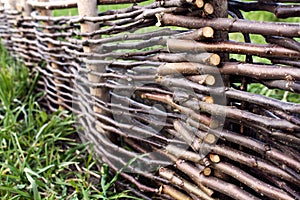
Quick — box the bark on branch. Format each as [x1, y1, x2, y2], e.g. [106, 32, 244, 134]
[158, 13, 300, 37]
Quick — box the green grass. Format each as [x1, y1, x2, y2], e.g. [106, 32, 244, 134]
[0, 44, 141, 199]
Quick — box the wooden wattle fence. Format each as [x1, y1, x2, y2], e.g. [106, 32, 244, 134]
[1, 0, 300, 199]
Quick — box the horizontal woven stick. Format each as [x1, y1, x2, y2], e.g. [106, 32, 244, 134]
[224, 88, 300, 114]
[74, 111, 171, 152]
[76, 93, 175, 168]
[157, 62, 218, 76]
[160, 185, 192, 200]
[97, 35, 215, 53]
[73, 87, 176, 145]
[163, 145, 213, 180]
[74, 29, 178, 45]
[186, 118, 300, 172]
[18, 21, 76, 31]
[69, 7, 177, 24]
[75, 27, 213, 47]
[229, 0, 300, 18]
[154, 76, 300, 116]
[144, 94, 300, 173]
[271, 59, 300, 67]
[157, 62, 300, 81]
[265, 36, 300, 52]
[273, 110, 300, 126]
[166, 39, 300, 60]
[20, 14, 75, 22]
[116, 181, 153, 200]
[271, 5, 300, 18]
[258, 173, 300, 200]
[129, 53, 220, 66]
[110, 92, 176, 118]
[213, 162, 294, 200]
[172, 120, 216, 145]
[174, 159, 260, 200]
[163, 142, 204, 163]
[210, 145, 300, 185]
[173, 27, 214, 41]
[82, 59, 161, 68]
[220, 62, 300, 80]
[159, 168, 214, 200]
[141, 93, 212, 127]
[262, 79, 300, 93]
[247, 116, 300, 147]
[86, 138, 158, 194]
[170, 118, 300, 183]
[159, 13, 300, 37]
[82, 18, 156, 36]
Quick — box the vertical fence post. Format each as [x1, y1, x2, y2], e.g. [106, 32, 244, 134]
[38, 0, 64, 110]
[211, 0, 228, 42]
[211, 0, 230, 92]
[211, 0, 231, 189]
[77, 0, 109, 115]
[17, 0, 32, 66]
[0, 1, 6, 46]
[6, 0, 17, 55]
[20, 0, 32, 17]
[7, 0, 16, 10]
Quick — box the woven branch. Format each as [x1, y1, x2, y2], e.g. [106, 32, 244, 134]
[159, 13, 300, 37]
[1, 0, 300, 199]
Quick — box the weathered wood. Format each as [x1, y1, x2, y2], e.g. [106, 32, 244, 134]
[1, 0, 300, 199]
[160, 185, 192, 200]
[77, 0, 109, 115]
[195, 0, 204, 8]
[159, 168, 214, 200]
[38, 0, 65, 110]
[159, 13, 300, 37]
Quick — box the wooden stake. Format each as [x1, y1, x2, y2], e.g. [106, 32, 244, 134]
[7, 0, 17, 10]
[38, 0, 65, 110]
[20, 0, 32, 16]
[77, 0, 109, 115]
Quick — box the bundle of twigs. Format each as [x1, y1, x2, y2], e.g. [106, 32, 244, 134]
[0, 0, 299, 199]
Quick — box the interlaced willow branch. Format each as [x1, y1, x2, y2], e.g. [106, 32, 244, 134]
[1, 0, 300, 199]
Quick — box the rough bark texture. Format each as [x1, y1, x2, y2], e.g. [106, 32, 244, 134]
[1, 0, 300, 199]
